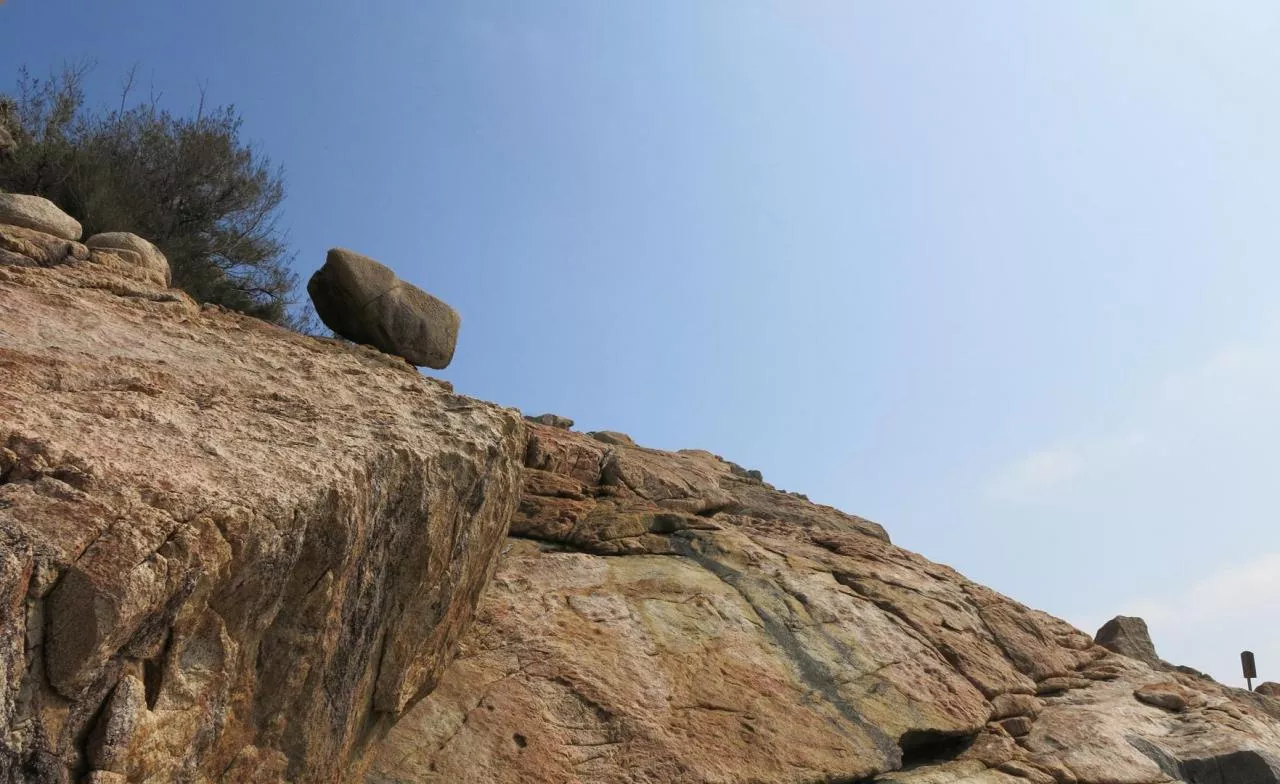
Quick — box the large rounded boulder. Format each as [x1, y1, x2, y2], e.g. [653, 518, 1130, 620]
[86, 232, 171, 286]
[0, 193, 82, 240]
[308, 248, 460, 369]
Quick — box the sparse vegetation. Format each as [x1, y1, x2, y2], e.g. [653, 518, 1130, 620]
[0, 63, 313, 329]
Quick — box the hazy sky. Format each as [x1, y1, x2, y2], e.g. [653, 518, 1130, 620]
[4, 2, 1278, 686]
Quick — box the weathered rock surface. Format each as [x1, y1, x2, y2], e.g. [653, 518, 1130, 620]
[308, 248, 460, 369]
[1096, 615, 1161, 665]
[85, 232, 171, 287]
[0, 193, 82, 241]
[367, 424, 1280, 784]
[0, 225, 524, 782]
[1260, 683, 1280, 698]
[524, 413, 574, 430]
[5, 215, 1280, 784]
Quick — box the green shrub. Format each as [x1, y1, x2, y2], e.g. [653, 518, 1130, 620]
[0, 63, 313, 329]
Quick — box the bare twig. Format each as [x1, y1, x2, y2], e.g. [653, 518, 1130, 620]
[196, 80, 208, 123]
[118, 64, 138, 118]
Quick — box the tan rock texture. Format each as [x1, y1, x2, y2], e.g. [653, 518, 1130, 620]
[85, 232, 171, 287]
[0, 224, 525, 782]
[367, 425, 1280, 784]
[3, 219, 1280, 784]
[0, 193, 82, 241]
[1095, 614, 1161, 665]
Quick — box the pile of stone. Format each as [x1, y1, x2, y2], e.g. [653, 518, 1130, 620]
[0, 192, 170, 287]
[0, 191, 465, 370]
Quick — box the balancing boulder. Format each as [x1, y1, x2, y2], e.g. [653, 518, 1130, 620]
[308, 248, 460, 368]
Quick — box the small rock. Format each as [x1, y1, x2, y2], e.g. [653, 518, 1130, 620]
[1258, 682, 1280, 698]
[308, 248, 460, 369]
[0, 224, 89, 268]
[1094, 616, 1160, 664]
[1079, 658, 1129, 681]
[589, 431, 635, 446]
[991, 693, 1041, 720]
[997, 760, 1056, 784]
[998, 715, 1034, 737]
[1134, 682, 1206, 713]
[525, 413, 573, 430]
[958, 729, 1018, 767]
[0, 193, 82, 240]
[86, 232, 171, 286]
[87, 674, 146, 772]
[1036, 676, 1093, 695]
[1026, 760, 1079, 784]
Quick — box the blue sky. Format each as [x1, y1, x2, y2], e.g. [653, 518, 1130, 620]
[4, 2, 1278, 686]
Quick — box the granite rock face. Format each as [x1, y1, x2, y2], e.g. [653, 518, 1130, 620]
[308, 248, 460, 369]
[0, 224, 524, 783]
[4, 213, 1280, 784]
[367, 424, 1280, 784]
[1095, 615, 1161, 665]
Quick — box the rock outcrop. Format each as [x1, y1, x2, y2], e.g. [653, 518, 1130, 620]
[85, 233, 171, 287]
[308, 248, 460, 369]
[0, 194, 82, 241]
[1095, 615, 1161, 665]
[367, 424, 1280, 784]
[4, 197, 1280, 784]
[0, 222, 523, 782]
[524, 413, 573, 430]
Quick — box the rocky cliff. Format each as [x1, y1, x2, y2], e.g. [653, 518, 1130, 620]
[363, 425, 1280, 783]
[0, 225, 523, 782]
[2, 216, 1280, 784]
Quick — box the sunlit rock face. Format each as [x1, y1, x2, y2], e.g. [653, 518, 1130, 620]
[3, 208, 1280, 784]
[0, 221, 524, 783]
[368, 424, 1280, 784]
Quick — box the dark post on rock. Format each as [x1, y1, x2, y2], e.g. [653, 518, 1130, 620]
[1242, 650, 1257, 691]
